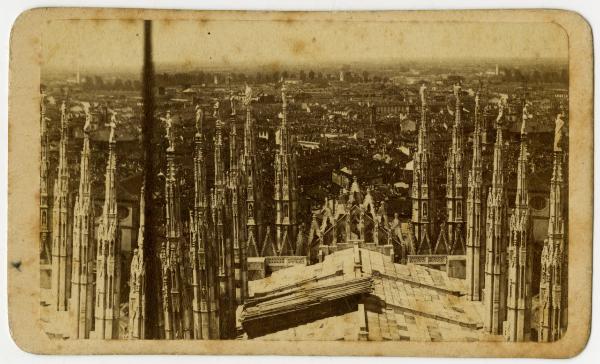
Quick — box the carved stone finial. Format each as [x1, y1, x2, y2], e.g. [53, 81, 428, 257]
[60, 101, 68, 130]
[229, 91, 237, 116]
[213, 100, 220, 118]
[244, 84, 253, 107]
[453, 84, 461, 98]
[495, 95, 508, 128]
[281, 84, 288, 107]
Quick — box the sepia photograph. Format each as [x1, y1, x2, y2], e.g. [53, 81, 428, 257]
[5, 7, 594, 357]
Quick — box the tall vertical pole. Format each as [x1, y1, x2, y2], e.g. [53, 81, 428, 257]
[141, 19, 159, 339]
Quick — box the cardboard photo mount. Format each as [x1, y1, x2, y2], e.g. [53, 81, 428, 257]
[7, 7, 593, 357]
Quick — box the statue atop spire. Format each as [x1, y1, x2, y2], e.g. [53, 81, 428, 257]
[195, 105, 204, 137]
[554, 111, 565, 152]
[521, 101, 532, 135]
[229, 90, 237, 116]
[104, 110, 117, 144]
[60, 100, 67, 130]
[419, 84, 427, 106]
[453, 84, 461, 106]
[213, 100, 220, 118]
[282, 83, 288, 104]
[83, 103, 91, 133]
[161, 111, 174, 151]
[453, 83, 460, 95]
[243, 84, 256, 107]
[495, 95, 508, 128]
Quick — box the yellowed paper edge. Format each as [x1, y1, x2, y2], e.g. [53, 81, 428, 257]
[7, 7, 593, 357]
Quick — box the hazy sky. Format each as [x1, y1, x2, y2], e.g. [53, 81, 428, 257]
[42, 18, 569, 73]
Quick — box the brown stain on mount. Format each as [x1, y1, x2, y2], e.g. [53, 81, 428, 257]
[291, 40, 306, 55]
[266, 61, 282, 72]
[281, 15, 298, 25]
[288, 36, 323, 58]
[122, 18, 138, 25]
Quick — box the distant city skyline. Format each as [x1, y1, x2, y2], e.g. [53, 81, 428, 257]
[42, 18, 568, 75]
